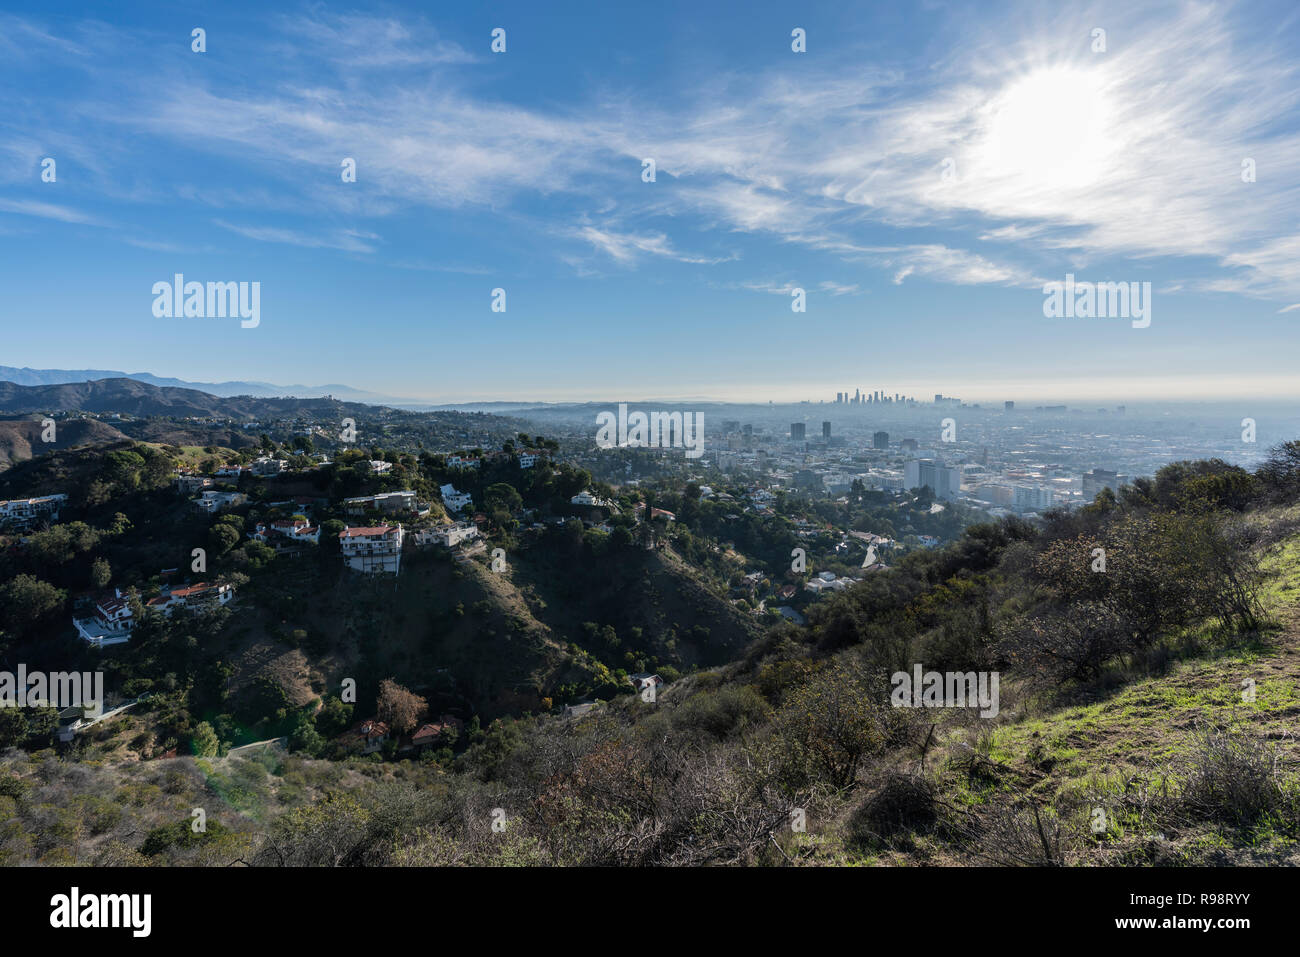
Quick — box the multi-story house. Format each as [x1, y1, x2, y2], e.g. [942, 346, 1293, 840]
[73, 589, 136, 646]
[0, 494, 68, 530]
[440, 484, 473, 512]
[412, 521, 479, 548]
[339, 524, 404, 575]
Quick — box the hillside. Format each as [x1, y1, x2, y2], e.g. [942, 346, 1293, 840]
[3, 512, 1297, 866]
[0, 416, 130, 470]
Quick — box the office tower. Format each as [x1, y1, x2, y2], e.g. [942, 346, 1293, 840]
[873, 431, 889, 449]
[904, 459, 962, 501]
[1081, 469, 1122, 499]
[854, 389, 860, 404]
[790, 422, 806, 441]
[1005, 400, 1015, 412]
[822, 421, 831, 440]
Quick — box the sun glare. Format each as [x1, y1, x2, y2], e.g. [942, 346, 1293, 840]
[979, 66, 1115, 191]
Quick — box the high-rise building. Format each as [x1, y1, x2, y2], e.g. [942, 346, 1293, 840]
[790, 422, 806, 441]
[822, 421, 831, 440]
[904, 459, 961, 501]
[873, 431, 889, 449]
[1004, 401, 1015, 412]
[1082, 469, 1123, 500]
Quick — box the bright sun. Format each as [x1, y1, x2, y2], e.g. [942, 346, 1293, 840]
[979, 66, 1114, 191]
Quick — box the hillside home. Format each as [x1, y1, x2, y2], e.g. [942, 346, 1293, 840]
[252, 519, 321, 548]
[73, 588, 135, 647]
[251, 456, 288, 477]
[343, 490, 419, 516]
[410, 715, 464, 750]
[0, 494, 68, 530]
[195, 490, 247, 513]
[173, 474, 214, 494]
[412, 521, 479, 548]
[146, 581, 235, 616]
[440, 484, 473, 512]
[339, 524, 404, 574]
[354, 719, 390, 754]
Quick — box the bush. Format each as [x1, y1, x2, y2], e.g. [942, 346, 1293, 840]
[1177, 724, 1286, 826]
[847, 771, 938, 848]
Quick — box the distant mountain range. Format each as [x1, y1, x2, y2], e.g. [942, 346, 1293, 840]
[0, 377, 383, 420]
[0, 366, 394, 403]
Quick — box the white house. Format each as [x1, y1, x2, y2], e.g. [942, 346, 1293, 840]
[368, 460, 394, 474]
[73, 589, 135, 647]
[195, 490, 247, 513]
[518, 452, 538, 469]
[340, 524, 404, 575]
[440, 484, 473, 512]
[0, 494, 68, 529]
[253, 519, 321, 547]
[447, 454, 480, 469]
[571, 490, 610, 508]
[413, 521, 479, 548]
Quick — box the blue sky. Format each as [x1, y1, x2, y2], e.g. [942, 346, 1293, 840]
[2, 0, 1299, 402]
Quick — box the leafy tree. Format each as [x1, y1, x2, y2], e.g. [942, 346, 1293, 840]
[190, 721, 221, 757]
[0, 575, 65, 635]
[90, 556, 112, 589]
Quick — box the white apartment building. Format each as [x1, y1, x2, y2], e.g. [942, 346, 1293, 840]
[904, 459, 961, 501]
[1013, 485, 1056, 512]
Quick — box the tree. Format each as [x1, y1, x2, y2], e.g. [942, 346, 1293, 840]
[484, 483, 523, 515]
[189, 722, 221, 757]
[0, 575, 65, 635]
[209, 523, 241, 555]
[376, 679, 427, 736]
[90, 557, 112, 589]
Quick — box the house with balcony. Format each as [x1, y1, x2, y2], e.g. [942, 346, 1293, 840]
[439, 484, 473, 513]
[339, 524, 404, 574]
[0, 493, 68, 530]
[195, 490, 247, 513]
[412, 521, 479, 548]
[73, 589, 136, 647]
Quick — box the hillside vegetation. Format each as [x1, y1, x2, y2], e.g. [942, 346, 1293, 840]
[3, 444, 1299, 865]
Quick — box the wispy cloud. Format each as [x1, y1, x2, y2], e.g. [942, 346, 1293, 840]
[214, 219, 380, 253]
[0, 198, 108, 226]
